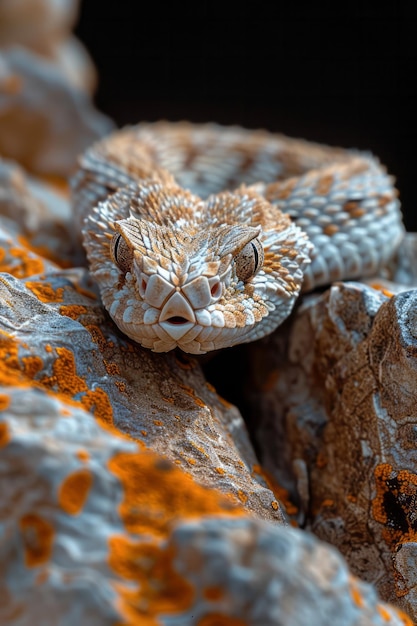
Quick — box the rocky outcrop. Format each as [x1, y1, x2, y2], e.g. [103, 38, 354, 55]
[251, 280, 417, 619]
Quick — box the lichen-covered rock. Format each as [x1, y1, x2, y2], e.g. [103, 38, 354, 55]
[0, 386, 412, 625]
[251, 281, 417, 618]
[0, 0, 96, 93]
[0, 48, 113, 176]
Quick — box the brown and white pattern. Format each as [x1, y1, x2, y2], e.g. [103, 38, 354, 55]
[72, 122, 404, 353]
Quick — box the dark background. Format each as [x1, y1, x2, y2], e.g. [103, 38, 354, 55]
[75, 2, 417, 230]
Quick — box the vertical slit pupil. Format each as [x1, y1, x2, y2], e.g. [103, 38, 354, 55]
[251, 241, 259, 270]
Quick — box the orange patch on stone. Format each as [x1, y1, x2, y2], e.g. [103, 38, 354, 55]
[197, 614, 247, 626]
[203, 586, 224, 602]
[369, 283, 394, 298]
[22, 355, 44, 379]
[237, 490, 248, 504]
[0, 421, 10, 446]
[372, 463, 417, 549]
[76, 449, 90, 462]
[178, 382, 206, 408]
[59, 304, 88, 320]
[110, 537, 194, 626]
[0, 393, 10, 410]
[82, 388, 114, 430]
[19, 513, 54, 567]
[108, 452, 242, 539]
[17, 235, 71, 269]
[26, 281, 64, 303]
[58, 469, 93, 515]
[349, 578, 364, 608]
[0, 247, 44, 278]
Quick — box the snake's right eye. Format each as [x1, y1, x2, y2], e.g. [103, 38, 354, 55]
[110, 234, 133, 273]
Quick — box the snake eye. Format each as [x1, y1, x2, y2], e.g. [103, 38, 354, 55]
[110, 233, 133, 273]
[234, 238, 264, 282]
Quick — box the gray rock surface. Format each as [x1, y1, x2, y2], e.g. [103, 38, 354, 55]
[251, 280, 417, 619]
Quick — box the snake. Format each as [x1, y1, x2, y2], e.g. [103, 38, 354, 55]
[71, 121, 404, 355]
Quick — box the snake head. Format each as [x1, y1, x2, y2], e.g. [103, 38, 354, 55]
[83, 181, 312, 354]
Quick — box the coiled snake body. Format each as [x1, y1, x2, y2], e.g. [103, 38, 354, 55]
[72, 122, 404, 354]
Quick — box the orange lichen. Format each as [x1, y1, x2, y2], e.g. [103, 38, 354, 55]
[82, 388, 114, 430]
[369, 283, 394, 298]
[377, 604, 414, 625]
[76, 449, 90, 462]
[252, 464, 297, 517]
[86, 324, 108, 351]
[58, 469, 93, 515]
[115, 381, 126, 393]
[0, 331, 28, 386]
[153, 420, 163, 426]
[17, 235, 71, 269]
[108, 452, 242, 539]
[0, 314, 116, 435]
[349, 578, 364, 608]
[271, 500, 279, 511]
[110, 537, 194, 626]
[22, 355, 44, 379]
[197, 615, 247, 626]
[103, 360, 121, 376]
[59, 304, 88, 320]
[372, 463, 417, 549]
[26, 281, 64, 302]
[0, 421, 9, 446]
[108, 451, 244, 624]
[19, 513, 54, 567]
[215, 467, 226, 475]
[0, 246, 44, 278]
[0, 393, 10, 410]
[237, 490, 248, 504]
[43, 346, 87, 396]
[203, 586, 224, 602]
[178, 382, 206, 408]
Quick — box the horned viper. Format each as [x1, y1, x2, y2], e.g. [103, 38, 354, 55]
[72, 122, 404, 354]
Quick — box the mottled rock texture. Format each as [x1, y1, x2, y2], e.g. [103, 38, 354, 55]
[251, 280, 417, 619]
[0, 387, 413, 625]
[0, 3, 416, 622]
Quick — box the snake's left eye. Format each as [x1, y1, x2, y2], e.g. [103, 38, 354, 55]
[110, 234, 133, 273]
[234, 238, 264, 282]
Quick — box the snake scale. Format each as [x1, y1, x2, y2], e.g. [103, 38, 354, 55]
[72, 122, 404, 354]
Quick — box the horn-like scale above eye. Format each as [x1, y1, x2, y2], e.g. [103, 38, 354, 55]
[110, 234, 133, 273]
[234, 238, 264, 282]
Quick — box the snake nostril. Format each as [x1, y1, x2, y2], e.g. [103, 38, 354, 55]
[166, 316, 189, 325]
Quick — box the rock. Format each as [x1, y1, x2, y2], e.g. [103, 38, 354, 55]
[0, 0, 96, 92]
[251, 281, 417, 618]
[0, 386, 412, 625]
[0, 48, 113, 177]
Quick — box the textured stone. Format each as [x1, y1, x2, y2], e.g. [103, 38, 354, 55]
[0, 0, 96, 92]
[0, 48, 113, 176]
[251, 281, 417, 619]
[0, 386, 412, 626]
